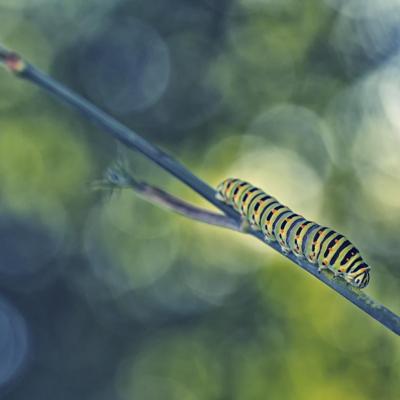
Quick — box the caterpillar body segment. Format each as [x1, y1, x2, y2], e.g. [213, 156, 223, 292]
[215, 178, 239, 204]
[338, 247, 361, 275]
[284, 218, 307, 257]
[240, 187, 264, 215]
[318, 233, 347, 269]
[265, 206, 293, 243]
[274, 213, 303, 253]
[292, 221, 319, 259]
[305, 226, 333, 265]
[252, 196, 278, 228]
[232, 182, 253, 212]
[216, 178, 370, 289]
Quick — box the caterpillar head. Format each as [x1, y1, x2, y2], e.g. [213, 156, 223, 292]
[347, 266, 370, 289]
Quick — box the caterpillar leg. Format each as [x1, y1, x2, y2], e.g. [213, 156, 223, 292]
[331, 270, 341, 278]
[317, 264, 329, 273]
[331, 269, 346, 279]
[264, 235, 274, 243]
[293, 252, 304, 259]
[250, 223, 260, 231]
[277, 241, 291, 254]
[291, 247, 305, 259]
[280, 247, 290, 255]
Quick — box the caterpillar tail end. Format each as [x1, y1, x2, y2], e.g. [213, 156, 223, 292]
[215, 192, 225, 202]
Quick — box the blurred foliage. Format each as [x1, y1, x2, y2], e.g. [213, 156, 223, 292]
[0, 0, 400, 399]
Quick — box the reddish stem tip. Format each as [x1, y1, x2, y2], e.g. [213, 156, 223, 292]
[0, 50, 25, 73]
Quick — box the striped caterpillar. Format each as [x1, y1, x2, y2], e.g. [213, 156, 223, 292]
[216, 178, 370, 289]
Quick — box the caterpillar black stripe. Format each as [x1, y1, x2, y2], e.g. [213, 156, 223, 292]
[216, 178, 370, 289]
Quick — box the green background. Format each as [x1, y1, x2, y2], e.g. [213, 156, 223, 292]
[0, 0, 399, 399]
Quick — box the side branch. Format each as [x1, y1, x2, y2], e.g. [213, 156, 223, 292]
[95, 164, 241, 231]
[135, 184, 241, 230]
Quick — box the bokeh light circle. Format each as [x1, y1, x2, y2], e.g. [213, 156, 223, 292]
[84, 191, 179, 294]
[80, 17, 170, 115]
[247, 104, 333, 175]
[0, 207, 68, 291]
[324, 0, 400, 18]
[117, 333, 224, 400]
[0, 297, 29, 388]
[230, 141, 324, 218]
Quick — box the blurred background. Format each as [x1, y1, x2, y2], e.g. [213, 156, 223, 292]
[0, 0, 399, 399]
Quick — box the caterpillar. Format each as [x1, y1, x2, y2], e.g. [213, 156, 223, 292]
[216, 178, 370, 289]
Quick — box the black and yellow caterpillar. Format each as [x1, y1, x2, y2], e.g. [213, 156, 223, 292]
[216, 178, 370, 289]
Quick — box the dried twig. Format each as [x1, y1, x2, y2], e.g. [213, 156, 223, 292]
[94, 163, 242, 232]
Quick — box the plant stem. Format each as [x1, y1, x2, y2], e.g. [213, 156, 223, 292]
[1, 45, 399, 336]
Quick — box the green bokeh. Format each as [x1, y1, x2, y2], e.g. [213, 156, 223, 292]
[0, 1, 399, 399]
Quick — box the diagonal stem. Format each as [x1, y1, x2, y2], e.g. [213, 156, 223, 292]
[1, 45, 399, 336]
